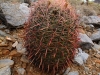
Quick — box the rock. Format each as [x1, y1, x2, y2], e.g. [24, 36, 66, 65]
[16, 43, 26, 54]
[0, 3, 30, 27]
[74, 54, 84, 65]
[0, 30, 9, 37]
[12, 41, 18, 47]
[68, 71, 79, 75]
[0, 59, 14, 68]
[4, 29, 10, 34]
[74, 48, 89, 65]
[90, 30, 100, 41]
[6, 36, 16, 42]
[78, 33, 94, 50]
[0, 66, 11, 75]
[80, 52, 89, 63]
[94, 44, 100, 50]
[20, 55, 29, 63]
[78, 33, 94, 45]
[81, 16, 100, 24]
[16, 67, 25, 75]
[6, 37, 12, 41]
[63, 67, 70, 75]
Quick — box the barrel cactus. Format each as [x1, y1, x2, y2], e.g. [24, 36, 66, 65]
[23, 0, 79, 74]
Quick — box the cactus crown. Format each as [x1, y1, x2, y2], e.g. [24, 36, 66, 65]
[23, 0, 79, 74]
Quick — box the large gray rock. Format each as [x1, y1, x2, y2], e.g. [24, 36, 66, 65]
[0, 66, 11, 75]
[78, 33, 94, 50]
[78, 33, 94, 44]
[81, 16, 100, 24]
[0, 59, 14, 68]
[0, 3, 30, 27]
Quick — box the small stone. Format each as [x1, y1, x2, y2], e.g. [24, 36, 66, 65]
[68, 71, 79, 75]
[12, 41, 18, 47]
[81, 16, 100, 24]
[6, 36, 15, 42]
[16, 67, 25, 75]
[0, 30, 9, 37]
[2, 50, 10, 55]
[0, 66, 11, 75]
[74, 54, 84, 65]
[16, 43, 26, 54]
[63, 67, 70, 75]
[6, 37, 12, 41]
[20, 55, 29, 63]
[4, 29, 10, 34]
[0, 59, 14, 68]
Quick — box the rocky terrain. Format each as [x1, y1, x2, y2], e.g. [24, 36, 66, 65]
[0, 0, 100, 75]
